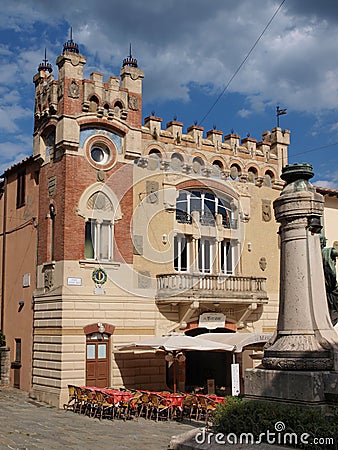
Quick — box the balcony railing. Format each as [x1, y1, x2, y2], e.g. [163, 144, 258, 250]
[175, 210, 237, 229]
[156, 273, 267, 301]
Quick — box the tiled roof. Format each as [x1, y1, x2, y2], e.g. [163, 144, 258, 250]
[1, 155, 35, 177]
[315, 186, 338, 197]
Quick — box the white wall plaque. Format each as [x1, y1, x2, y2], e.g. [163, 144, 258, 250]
[23, 273, 30, 287]
[67, 277, 82, 286]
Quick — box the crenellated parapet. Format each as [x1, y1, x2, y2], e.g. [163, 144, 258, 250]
[141, 115, 290, 189]
[33, 39, 144, 162]
[32, 35, 289, 189]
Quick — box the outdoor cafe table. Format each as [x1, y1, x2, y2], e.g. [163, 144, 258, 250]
[82, 387, 134, 404]
[198, 394, 226, 404]
[101, 389, 134, 404]
[161, 392, 184, 407]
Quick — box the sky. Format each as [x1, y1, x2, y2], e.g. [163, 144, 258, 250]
[0, 0, 337, 188]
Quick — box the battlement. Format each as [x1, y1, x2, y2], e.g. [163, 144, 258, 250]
[33, 47, 144, 133]
[32, 42, 289, 177]
[142, 114, 290, 160]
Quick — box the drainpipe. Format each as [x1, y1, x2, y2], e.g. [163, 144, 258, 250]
[0, 176, 7, 332]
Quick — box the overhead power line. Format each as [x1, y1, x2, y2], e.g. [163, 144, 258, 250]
[199, 0, 287, 126]
[289, 141, 338, 159]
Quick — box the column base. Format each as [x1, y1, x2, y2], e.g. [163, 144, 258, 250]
[244, 368, 338, 407]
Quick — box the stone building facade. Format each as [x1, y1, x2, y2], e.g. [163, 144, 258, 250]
[0, 38, 295, 407]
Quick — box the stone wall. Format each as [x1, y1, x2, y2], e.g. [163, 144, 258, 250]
[0, 347, 10, 386]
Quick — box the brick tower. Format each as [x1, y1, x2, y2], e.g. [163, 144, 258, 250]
[31, 35, 144, 405]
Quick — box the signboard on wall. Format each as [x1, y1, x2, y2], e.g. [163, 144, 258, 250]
[198, 312, 226, 329]
[67, 277, 82, 286]
[23, 273, 30, 287]
[231, 363, 240, 396]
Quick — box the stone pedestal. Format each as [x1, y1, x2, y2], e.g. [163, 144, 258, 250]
[245, 369, 337, 406]
[245, 164, 338, 407]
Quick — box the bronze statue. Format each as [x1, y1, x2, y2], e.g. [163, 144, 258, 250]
[320, 235, 338, 326]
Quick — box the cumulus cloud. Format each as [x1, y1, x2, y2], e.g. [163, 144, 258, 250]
[0, 0, 337, 184]
[1, 0, 337, 113]
[313, 180, 338, 190]
[0, 104, 31, 133]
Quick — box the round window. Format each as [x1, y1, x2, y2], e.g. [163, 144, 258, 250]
[90, 144, 110, 165]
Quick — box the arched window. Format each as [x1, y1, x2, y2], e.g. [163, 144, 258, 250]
[89, 96, 99, 113]
[175, 189, 235, 229]
[170, 153, 183, 172]
[247, 167, 258, 183]
[192, 157, 204, 175]
[229, 164, 241, 181]
[78, 184, 122, 263]
[212, 160, 223, 177]
[114, 101, 123, 117]
[103, 103, 110, 116]
[43, 128, 56, 159]
[84, 192, 115, 261]
[263, 170, 275, 187]
[148, 149, 161, 170]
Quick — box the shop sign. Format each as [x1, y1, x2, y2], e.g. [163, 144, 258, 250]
[198, 312, 226, 329]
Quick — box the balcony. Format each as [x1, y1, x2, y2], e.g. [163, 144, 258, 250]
[156, 273, 268, 304]
[175, 210, 237, 229]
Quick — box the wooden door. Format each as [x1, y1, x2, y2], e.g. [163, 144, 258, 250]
[86, 334, 109, 387]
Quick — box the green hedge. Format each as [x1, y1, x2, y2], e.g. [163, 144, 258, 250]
[212, 396, 337, 449]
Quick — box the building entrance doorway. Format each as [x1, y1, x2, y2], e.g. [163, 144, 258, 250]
[185, 351, 232, 395]
[86, 332, 110, 387]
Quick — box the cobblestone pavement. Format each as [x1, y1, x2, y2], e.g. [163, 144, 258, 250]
[0, 388, 200, 450]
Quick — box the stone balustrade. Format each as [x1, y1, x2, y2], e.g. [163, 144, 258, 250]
[156, 273, 267, 301]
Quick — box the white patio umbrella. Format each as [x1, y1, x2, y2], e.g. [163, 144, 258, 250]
[116, 334, 234, 393]
[116, 334, 234, 352]
[201, 332, 273, 353]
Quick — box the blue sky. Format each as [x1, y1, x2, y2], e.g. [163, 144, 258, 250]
[0, 0, 337, 187]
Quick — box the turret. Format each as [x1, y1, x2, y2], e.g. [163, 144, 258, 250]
[55, 31, 86, 117]
[120, 45, 144, 128]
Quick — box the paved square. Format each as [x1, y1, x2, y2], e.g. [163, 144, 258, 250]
[0, 388, 200, 449]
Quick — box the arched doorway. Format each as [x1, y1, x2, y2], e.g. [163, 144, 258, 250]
[184, 326, 235, 394]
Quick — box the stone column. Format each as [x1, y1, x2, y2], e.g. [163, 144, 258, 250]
[245, 164, 338, 406]
[262, 163, 336, 371]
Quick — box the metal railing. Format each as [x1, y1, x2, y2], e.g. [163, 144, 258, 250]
[175, 211, 237, 229]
